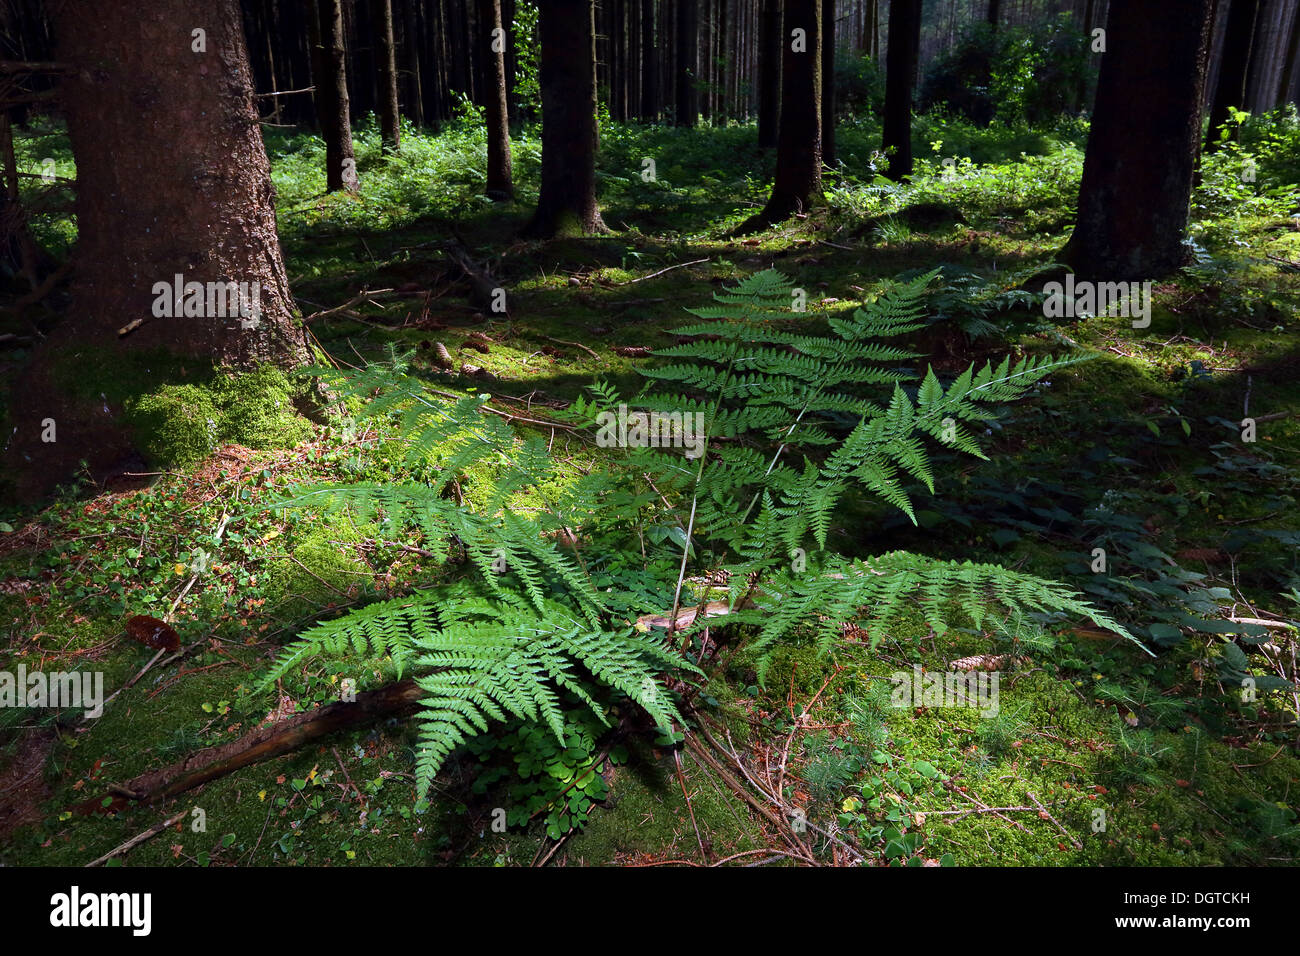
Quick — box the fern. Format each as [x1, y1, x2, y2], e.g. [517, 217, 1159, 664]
[256, 268, 1147, 808]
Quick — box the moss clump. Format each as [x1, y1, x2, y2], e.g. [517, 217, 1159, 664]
[124, 364, 311, 468]
[211, 365, 312, 450]
[123, 384, 222, 467]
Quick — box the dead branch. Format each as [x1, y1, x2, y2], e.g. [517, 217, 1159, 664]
[74, 679, 424, 814]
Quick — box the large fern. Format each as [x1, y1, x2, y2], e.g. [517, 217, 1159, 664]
[259, 270, 1146, 805]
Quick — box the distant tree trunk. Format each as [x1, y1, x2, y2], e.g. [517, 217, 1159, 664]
[988, 0, 1002, 29]
[745, 0, 822, 228]
[523, 0, 605, 237]
[9, 0, 311, 496]
[401, 0, 425, 127]
[865, 0, 880, 59]
[1245, 0, 1290, 109]
[1063, 0, 1216, 279]
[758, 0, 782, 147]
[641, 0, 659, 119]
[374, 0, 402, 151]
[310, 0, 358, 191]
[821, 0, 836, 165]
[883, 0, 921, 180]
[1207, 0, 1261, 149]
[675, 0, 699, 125]
[1280, 0, 1300, 102]
[481, 0, 514, 199]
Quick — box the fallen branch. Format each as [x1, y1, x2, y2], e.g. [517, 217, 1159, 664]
[74, 679, 423, 814]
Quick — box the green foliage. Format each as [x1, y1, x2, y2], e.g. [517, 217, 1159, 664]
[260, 270, 1143, 811]
[921, 17, 1091, 128]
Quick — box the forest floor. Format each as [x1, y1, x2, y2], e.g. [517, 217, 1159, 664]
[1, 112, 1299, 866]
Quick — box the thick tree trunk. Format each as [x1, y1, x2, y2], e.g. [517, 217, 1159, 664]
[1063, 0, 1216, 280]
[883, 0, 921, 181]
[6, 0, 311, 499]
[374, 0, 402, 152]
[481, 0, 514, 200]
[523, 0, 605, 237]
[821, 0, 836, 166]
[758, 0, 782, 148]
[310, 0, 358, 191]
[1207, 0, 1261, 149]
[988, 0, 1002, 29]
[746, 0, 822, 228]
[675, 0, 699, 125]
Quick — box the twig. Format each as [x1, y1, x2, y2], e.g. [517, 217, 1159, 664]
[84, 809, 187, 866]
[1027, 790, 1082, 849]
[618, 258, 710, 285]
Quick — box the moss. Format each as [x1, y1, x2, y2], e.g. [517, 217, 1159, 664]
[264, 517, 374, 623]
[123, 384, 222, 467]
[211, 364, 312, 450]
[563, 741, 764, 864]
[122, 364, 311, 468]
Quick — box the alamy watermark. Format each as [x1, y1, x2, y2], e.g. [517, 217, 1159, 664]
[595, 404, 705, 459]
[1043, 274, 1153, 329]
[890, 664, 1000, 718]
[151, 274, 262, 329]
[0, 665, 104, 718]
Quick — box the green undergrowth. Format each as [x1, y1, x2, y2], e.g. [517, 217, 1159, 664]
[4, 109, 1299, 867]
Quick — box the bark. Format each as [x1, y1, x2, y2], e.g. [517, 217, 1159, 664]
[988, 0, 1002, 29]
[758, 0, 782, 147]
[310, 0, 358, 191]
[1063, 0, 1217, 280]
[745, 0, 822, 228]
[523, 0, 605, 237]
[883, 0, 921, 181]
[675, 0, 699, 125]
[480, 0, 514, 199]
[6, 0, 311, 500]
[374, 0, 401, 151]
[1207, 0, 1261, 149]
[821, 0, 836, 165]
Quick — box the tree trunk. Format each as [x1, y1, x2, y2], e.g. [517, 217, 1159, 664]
[746, 0, 822, 227]
[758, 0, 782, 147]
[481, 0, 514, 199]
[883, 0, 921, 181]
[310, 0, 358, 191]
[374, 0, 402, 151]
[675, 0, 699, 125]
[1063, 0, 1216, 279]
[1245, 0, 1290, 109]
[821, 0, 836, 165]
[1279, 0, 1300, 102]
[7, 0, 310, 499]
[1206, 0, 1261, 149]
[523, 0, 605, 237]
[402, 0, 425, 127]
[641, 0, 659, 119]
[988, 0, 1002, 29]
